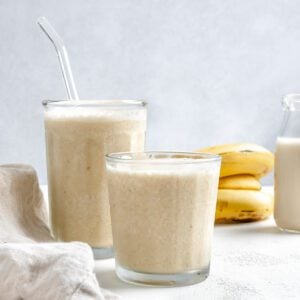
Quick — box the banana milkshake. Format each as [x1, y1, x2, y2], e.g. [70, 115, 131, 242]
[106, 152, 221, 286]
[273, 94, 300, 232]
[275, 137, 300, 232]
[44, 100, 146, 258]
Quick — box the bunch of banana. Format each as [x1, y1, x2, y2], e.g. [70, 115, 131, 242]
[196, 143, 274, 223]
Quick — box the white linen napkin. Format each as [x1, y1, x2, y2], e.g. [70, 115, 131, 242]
[0, 164, 119, 300]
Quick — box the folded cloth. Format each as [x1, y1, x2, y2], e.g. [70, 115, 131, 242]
[0, 164, 119, 300]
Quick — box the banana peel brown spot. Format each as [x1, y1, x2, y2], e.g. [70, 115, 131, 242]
[217, 201, 228, 212]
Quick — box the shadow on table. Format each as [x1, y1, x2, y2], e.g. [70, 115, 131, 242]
[217, 222, 297, 236]
[240, 225, 282, 235]
[96, 269, 133, 290]
[240, 225, 300, 235]
[215, 220, 283, 235]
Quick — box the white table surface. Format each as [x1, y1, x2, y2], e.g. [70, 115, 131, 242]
[42, 186, 300, 299]
[94, 217, 300, 300]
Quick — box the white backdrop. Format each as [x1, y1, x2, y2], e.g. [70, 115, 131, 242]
[1, 0, 299, 183]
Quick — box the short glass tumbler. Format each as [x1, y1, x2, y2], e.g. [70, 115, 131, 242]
[43, 100, 147, 259]
[105, 152, 221, 286]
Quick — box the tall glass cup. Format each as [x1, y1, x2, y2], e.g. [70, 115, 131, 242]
[43, 100, 147, 258]
[105, 152, 221, 286]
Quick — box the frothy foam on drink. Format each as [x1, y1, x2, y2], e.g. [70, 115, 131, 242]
[45, 108, 146, 121]
[106, 161, 220, 175]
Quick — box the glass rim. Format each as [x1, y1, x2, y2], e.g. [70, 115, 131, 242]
[284, 93, 300, 99]
[42, 99, 147, 108]
[105, 151, 221, 164]
[283, 94, 300, 110]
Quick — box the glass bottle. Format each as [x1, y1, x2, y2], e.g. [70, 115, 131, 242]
[275, 94, 300, 232]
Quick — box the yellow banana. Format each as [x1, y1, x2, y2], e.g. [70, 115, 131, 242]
[197, 143, 274, 178]
[219, 175, 261, 190]
[215, 189, 273, 223]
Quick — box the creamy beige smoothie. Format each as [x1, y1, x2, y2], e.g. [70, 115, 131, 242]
[275, 137, 300, 231]
[106, 152, 220, 285]
[44, 100, 146, 254]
